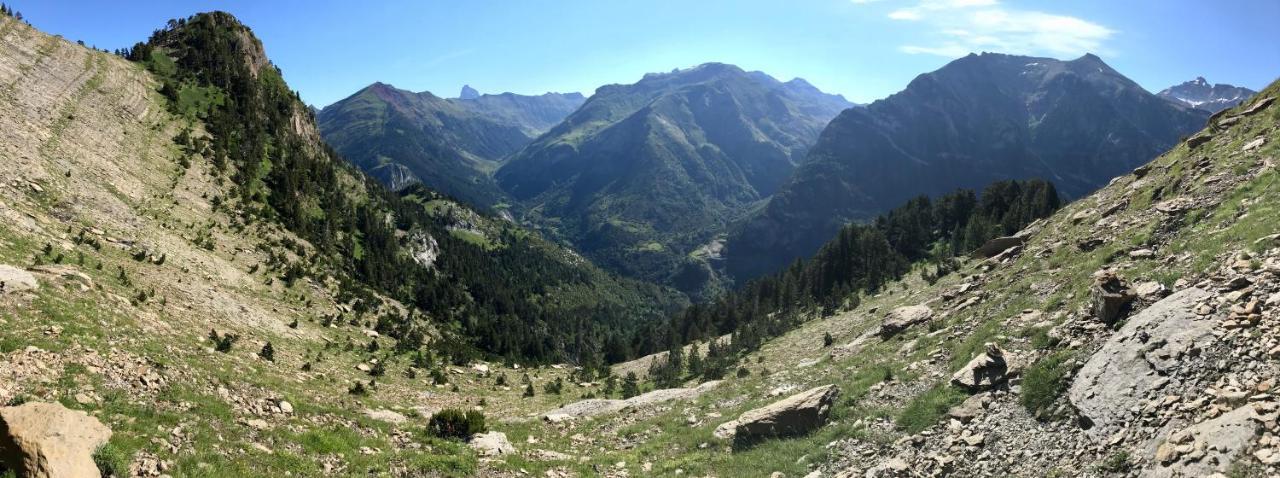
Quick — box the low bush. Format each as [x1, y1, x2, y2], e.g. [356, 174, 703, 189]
[427, 408, 486, 440]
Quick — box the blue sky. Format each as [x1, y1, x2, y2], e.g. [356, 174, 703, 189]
[18, 0, 1280, 107]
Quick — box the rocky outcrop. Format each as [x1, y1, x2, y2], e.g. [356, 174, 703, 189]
[950, 343, 1010, 392]
[1145, 406, 1259, 477]
[878, 305, 933, 338]
[0, 265, 37, 295]
[714, 384, 839, 447]
[1090, 271, 1137, 324]
[0, 402, 112, 478]
[541, 381, 721, 422]
[1069, 288, 1214, 433]
[971, 236, 1025, 259]
[469, 431, 515, 457]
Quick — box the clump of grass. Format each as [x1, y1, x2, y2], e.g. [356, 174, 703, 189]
[92, 442, 130, 477]
[1095, 451, 1131, 473]
[896, 383, 966, 434]
[1020, 350, 1077, 418]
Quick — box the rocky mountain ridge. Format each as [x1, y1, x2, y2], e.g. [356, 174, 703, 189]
[725, 52, 1211, 282]
[1159, 76, 1258, 113]
[496, 62, 853, 298]
[317, 82, 585, 208]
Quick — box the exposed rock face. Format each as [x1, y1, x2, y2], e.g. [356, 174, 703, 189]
[1144, 406, 1259, 477]
[469, 431, 515, 457]
[541, 381, 722, 421]
[950, 343, 1009, 392]
[1090, 271, 1137, 324]
[714, 384, 839, 447]
[1069, 288, 1214, 433]
[0, 402, 112, 478]
[971, 236, 1025, 259]
[0, 265, 37, 294]
[878, 305, 933, 338]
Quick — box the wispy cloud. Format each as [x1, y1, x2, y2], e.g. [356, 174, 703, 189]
[861, 0, 1114, 58]
[422, 48, 476, 69]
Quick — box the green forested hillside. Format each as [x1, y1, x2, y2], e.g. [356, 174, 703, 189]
[496, 63, 852, 299]
[125, 12, 682, 365]
[726, 52, 1208, 282]
[317, 83, 584, 209]
[640, 179, 1059, 381]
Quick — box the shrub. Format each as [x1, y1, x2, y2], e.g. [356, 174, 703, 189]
[427, 409, 486, 440]
[823, 332, 834, 347]
[523, 383, 535, 398]
[209, 329, 239, 353]
[259, 342, 275, 361]
[1021, 350, 1077, 418]
[543, 377, 563, 395]
[348, 381, 368, 396]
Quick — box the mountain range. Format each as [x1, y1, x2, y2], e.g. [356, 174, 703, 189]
[493, 63, 852, 297]
[723, 52, 1211, 280]
[5, 7, 1280, 478]
[1158, 76, 1258, 113]
[317, 83, 583, 208]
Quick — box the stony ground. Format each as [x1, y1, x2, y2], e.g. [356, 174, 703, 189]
[3, 12, 1280, 478]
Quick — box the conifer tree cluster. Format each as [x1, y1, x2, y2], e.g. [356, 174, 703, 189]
[644, 179, 1060, 366]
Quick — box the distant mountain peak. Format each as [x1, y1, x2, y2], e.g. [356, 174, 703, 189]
[1158, 77, 1257, 113]
[459, 84, 480, 100]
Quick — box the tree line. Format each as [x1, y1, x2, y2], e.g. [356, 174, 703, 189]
[640, 179, 1060, 385]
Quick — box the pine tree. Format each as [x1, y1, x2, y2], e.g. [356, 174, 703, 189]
[621, 372, 640, 399]
[259, 342, 275, 361]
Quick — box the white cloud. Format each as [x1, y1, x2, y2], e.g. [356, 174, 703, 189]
[888, 9, 923, 20]
[884, 0, 1114, 58]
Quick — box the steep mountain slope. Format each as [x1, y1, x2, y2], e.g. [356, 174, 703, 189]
[483, 79, 1280, 478]
[317, 83, 583, 208]
[496, 63, 852, 296]
[726, 52, 1210, 281]
[0, 13, 683, 476]
[1159, 76, 1257, 113]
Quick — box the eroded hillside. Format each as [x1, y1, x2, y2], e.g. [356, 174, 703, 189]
[0, 14, 672, 477]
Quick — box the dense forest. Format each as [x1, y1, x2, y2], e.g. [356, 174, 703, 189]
[122, 12, 683, 369]
[641, 179, 1061, 385]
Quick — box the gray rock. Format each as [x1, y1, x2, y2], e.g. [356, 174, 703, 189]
[469, 431, 515, 457]
[950, 344, 1009, 392]
[0, 265, 37, 295]
[0, 402, 113, 478]
[878, 305, 933, 338]
[714, 384, 839, 448]
[1142, 406, 1259, 478]
[1069, 288, 1213, 434]
[971, 236, 1025, 258]
[1090, 271, 1136, 324]
[542, 381, 721, 421]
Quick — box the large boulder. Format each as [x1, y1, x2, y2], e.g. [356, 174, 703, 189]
[878, 305, 933, 338]
[0, 265, 38, 295]
[468, 431, 515, 457]
[950, 343, 1009, 392]
[0, 402, 112, 478]
[1069, 288, 1214, 434]
[970, 236, 1025, 258]
[714, 384, 839, 448]
[1090, 271, 1136, 324]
